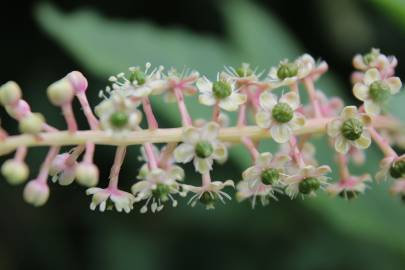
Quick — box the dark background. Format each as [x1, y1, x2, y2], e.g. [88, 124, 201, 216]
[1, 0, 405, 270]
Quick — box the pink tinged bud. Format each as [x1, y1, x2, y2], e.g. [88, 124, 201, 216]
[18, 113, 45, 135]
[47, 79, 75, 106]
[23, 180, 50, 207]
[6, 100, 31, 120]
[49, 153, 70, 176]
[66, 71, 88, 93]
[0, 81, 22, 106]
[1, 159, 29, 185]
[75, 162, 99, 187]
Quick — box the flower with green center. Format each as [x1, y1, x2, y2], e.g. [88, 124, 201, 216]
[162, 68, 199, 103]
[197, 75, 246, 111]
[267, 54, 315, 88]
[86, 187, 135, 213]
[235, 64, 254, 78]
[237, 152, 290, 208]
[183, 179, 234, 210]
[256, 91, 305, 143]
[375, 154, 405, 181]
[131, 167, 185, 213]
[327, 174, 370, 200]
[174, 122, 228, 174]
[129, 69, 146, 85]
[353, 68, 401, 114]
[98, 95, 142, 135]
[285, 165, 331, 198]
[353, 48, 397, 72]
[327, 106, 372, 154]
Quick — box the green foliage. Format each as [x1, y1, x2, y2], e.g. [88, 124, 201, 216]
[35, 0, 405, 261]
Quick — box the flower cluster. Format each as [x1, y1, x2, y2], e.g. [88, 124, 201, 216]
[0, 50, 404, 213]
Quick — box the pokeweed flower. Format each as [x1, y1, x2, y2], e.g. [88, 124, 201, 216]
[75, 162, 99, 187]
[327, 106, 372, 154]
[236, 152, 290, 207]
[1, 159, 29, 185]
[353, 68, 402, 114]
[353, 48, 397, 72]
[183, 179, 234, 210]
[222, 63, 261, 85]
[256, 91, 305, 143]
[174, 122, 228, 174]
[23, 180, 50, 207]
[285, 165, 331, 198]
[327, 174, 371, 200]
[131, 167, 185, 213]
[163, 68, 199, 103]
[375, 154, 405, 181]
[390, 179, 405, 202]
[49, 153, 77, 186]
[86, 187, 135, 213]
[95, 94, 142, 135]
[197, 74, 247, 111]
[267, 54, 314, 88]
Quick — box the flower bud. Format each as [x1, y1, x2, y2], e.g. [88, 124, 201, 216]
[23, 180, 50, 207]
[75, 162, 99, 187]
[66, 71, 88, 93]
[0, 81, 22, 106]
[5, 100, 31, 119]
[272, 103, 293, 123]
[19, 113, 45, 134]
[1, 159, 29, 185]
[47, 79, 74, 106]
[341, 118, 363, 141]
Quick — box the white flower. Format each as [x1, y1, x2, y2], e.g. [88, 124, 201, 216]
[285, 165, 331, 198]
[222, 63, 261, 82]
[375, 154, 405, 182]
[96, 94, 142, 135]
[327, 106, 372, 154]
[255, 91, 305, 143]
[183, 180, 234, 209]
[174, 122, 228, 174]
[353, 68, 401, 115]
[86, 187, 135, 213]
[267, 54, 314, 88]
[236, 152, 290, 207]
[131, 167, 185, 214]
[163, 68, 199, 103]
[49, 153, 77, 186]
[353, 48, 397, 72]
[326, 174, 370, 199]
[197, 74, 247, 111]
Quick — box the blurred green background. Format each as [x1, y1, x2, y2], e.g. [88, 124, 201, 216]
[1, 0, 405, 269]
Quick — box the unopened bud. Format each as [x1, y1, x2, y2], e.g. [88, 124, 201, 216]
[19, 113, 45, 134]
[23, 180, 50, 207]
[0, 81, 22, 106]
[76, 162, 99, 187]
[47, 79, 74, 106]
[66, 71, 88, 93]
[1, 159, 29, 185]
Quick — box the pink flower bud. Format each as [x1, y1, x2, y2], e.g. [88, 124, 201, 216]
[66, 71, 88, 93]
[5, 100, 31, 120]
[23, 180, 50, 207]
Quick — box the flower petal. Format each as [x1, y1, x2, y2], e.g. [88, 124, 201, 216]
[280, 91, 300, 110]
[364, 68, 381, 85]
[193, 157, 213, 174]
[353, 83, 369, 101]
[341, 106, 358, 119]
[174, 143, 195, 163]
[327, 119, 343, 138]
[364, 99, 381, 115]
[352, 54, 367, 70]
[196, 77, 213, 94]
[271, 154, 291, 168]
[315, 165, 331, 176]
[290, 112, 305, 129]
[213, 142, 228, 162]
[255, 111, 272, 128]
[256, 152, 273, 168]
[201, 122, 220, 140]
[335, 136, 350, 154]
[198, 93, 216, 106]
[242, 166, 262, 181]
[385, 77, 402, 94]
[219, 97, 239, 111]
[354, 133, 371, 149]
[183, 127, 200, 144]
[259, 91, 277, 111]
[271, 124, 291, 143]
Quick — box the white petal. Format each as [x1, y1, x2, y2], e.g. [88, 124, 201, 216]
[242, 166, 261, 181]
[131, 181, 150, 194]
[196, 77, 213, 94]
[213, 143, 228, 162]
[268, 67, 278, 80]
[198, 94, 216, 106]
[271, 154, 291, 168]
[335, 136, 349, 154]
[385, 77, 402, 94]
[353, 83, 369, 101]
[314, 165, 331, 176]
[201, 122, 219, 140]
[255, 111, 272, 128]
[259, 91, 277, 111]
[174, 143, 195, 163]
[341, 106, 358, 119]
[290, 112, 305, 129]
[270, 124, 291, 143]
[364, 99, 381, 115]
[364, 68, 380, 85]
[353, 54, 367, 70]
[183, 127, 200, 144]
[256, 152, 273, 168]
[219, 97, 239, 111]
[194, 157, 213, 174]
[280, 91, 300, 110]
[354, 133, 371, 149]
[327, 119, 343, 138]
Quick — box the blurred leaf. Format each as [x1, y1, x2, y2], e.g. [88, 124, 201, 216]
[35, 0, 405, 256]
[368, 0, 405, 31]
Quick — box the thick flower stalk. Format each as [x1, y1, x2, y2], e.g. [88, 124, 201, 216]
[0, 49, 404, 213]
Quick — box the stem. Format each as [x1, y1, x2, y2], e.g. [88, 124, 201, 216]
[142, 97, 158, 129]
[303, 78, 322, 118]
[289, 136, 305, 167]
[202, 173, 211, 187]
[237, 104, 246, 127]
[337, 154, 350, 180]
[62, 103, 78, 133]
[0, 116, 399, 155]
[66, 145, 85, 166]
[368, 126, 398, 157]
[37, 146, 60, 183]
[84, 142, 95, 163]
[108, 146, 126, 189]
[76, 92, 99, 130]
[158, 142, 177, 169]
[241, 137, 259, 161]
[14, 146, 27, 162]
[144, 142, 158, 170]
[212, 103, 220, 123]
[173, 87, 192, 126]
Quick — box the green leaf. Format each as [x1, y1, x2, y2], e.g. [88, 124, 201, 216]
[35, 0, 405, 255]
[368, 0, 405, 31]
